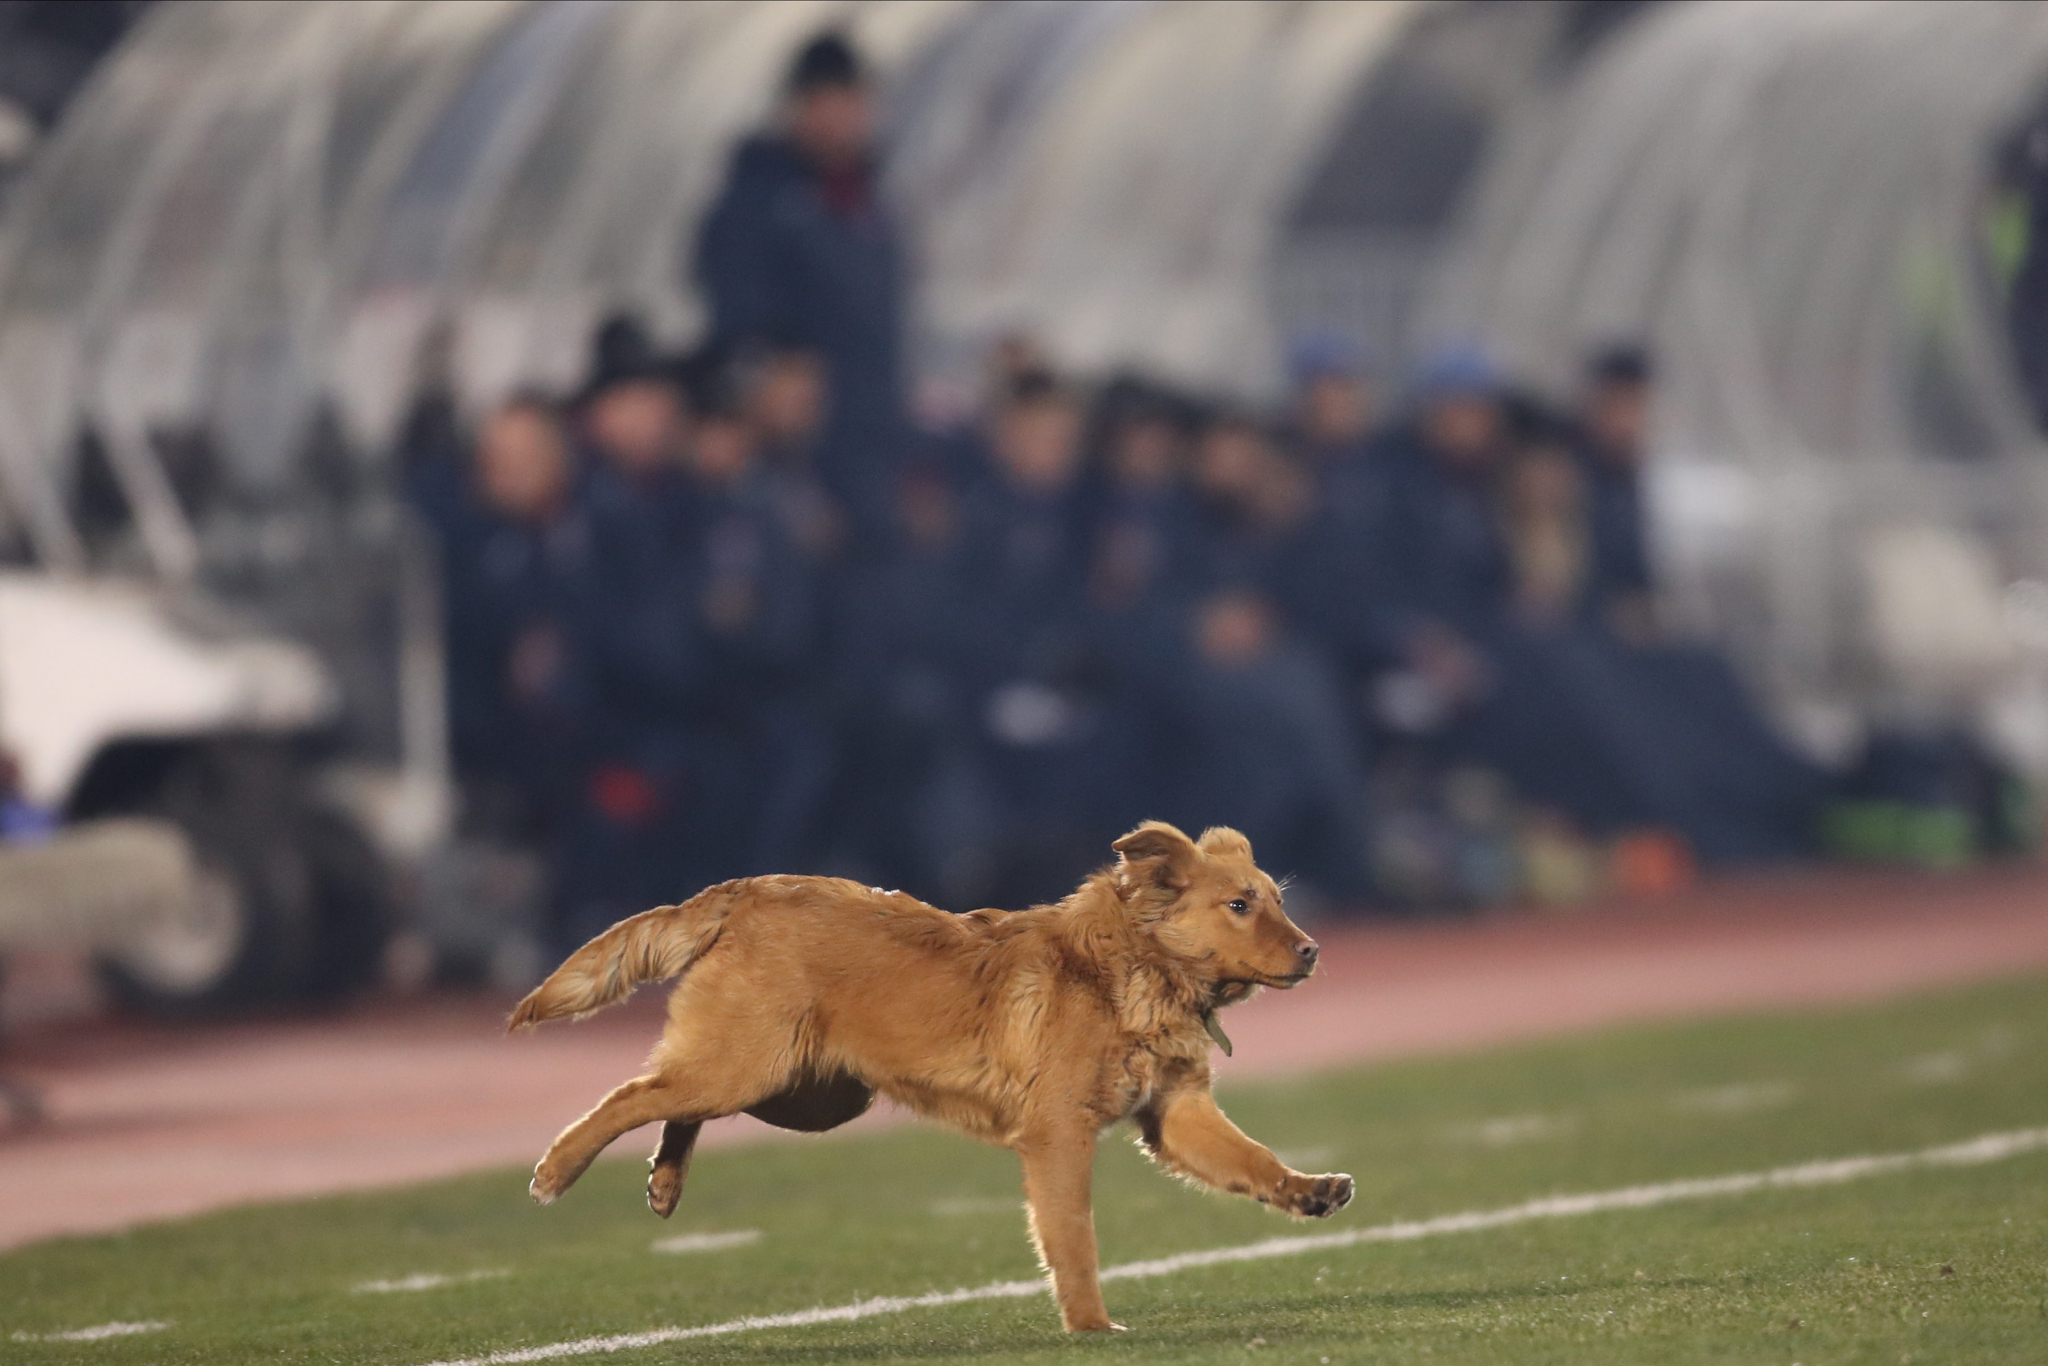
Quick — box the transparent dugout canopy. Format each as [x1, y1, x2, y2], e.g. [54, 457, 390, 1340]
[0, 0, 1425, 575]
[1423, 0, 2048, 745]
[7, 0, 2048, 756]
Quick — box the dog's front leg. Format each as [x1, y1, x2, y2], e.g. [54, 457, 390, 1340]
[1138, 1088, 1354, 1218]
[1017, 1131, 1120, 1332]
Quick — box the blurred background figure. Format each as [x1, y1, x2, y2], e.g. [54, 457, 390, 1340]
[1574, 346, 1657, 644]
[1289, 332, 1379, 467]
[941, 370, 1116, 907]
[695, 31, 907, 552]
[439, 394, 589, 846]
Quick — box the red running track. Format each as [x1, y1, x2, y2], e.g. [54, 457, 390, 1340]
[2, 864, 2044, 1251]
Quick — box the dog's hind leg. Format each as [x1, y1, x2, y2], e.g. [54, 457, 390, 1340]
[532, 1075, 692, 1204]
[1018, 1130, 1120, 1332]
[539, 1007, 801, 1206]
[646, 1120, 701, 1218]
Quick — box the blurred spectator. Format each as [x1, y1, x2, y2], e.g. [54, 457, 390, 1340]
[1502, 437, 1596, 633]
[1188, 411, 1322, 611]
[439, 395, 592, 848]
[395, 317, 466, 542]
[682, 365, 828, 880]
[1155, 409, 1373, 901]
[1376, 346, 1514, 723]
[1576, 344, 1657, 640]
[745, 345, 847, 568]
[959, 372, 1092, 632]
[423, 303, 1843, 927]
[835, 459, 982, 895]
[1547, 349, 1829, 863]
[1086, 382, 1196, 617]
[1289, 331, 1377, 464]
[1354, 352, 1653, 866]
[580, 356, 689, 497]
[1157, 581, 1374, 906]
[536, 353, 698, 948]
[571, 354, 696, 725]
[695, 31, 906, 548]
[568, 352, 691, 714]
[940, 372, 1130, 905]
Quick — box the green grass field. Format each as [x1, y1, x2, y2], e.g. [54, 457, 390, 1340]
[7, 975, 2048, 1366]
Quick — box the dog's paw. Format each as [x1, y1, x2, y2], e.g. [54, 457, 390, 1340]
[1278, 1172, 1354, 1219]
[1061, 1316, 1126, 1333]
[530, 1162, 565, 1205]
[647, 1163, 683, 1219]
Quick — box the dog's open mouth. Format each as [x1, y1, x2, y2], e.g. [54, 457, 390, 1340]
[1259, 971, 1314, 989]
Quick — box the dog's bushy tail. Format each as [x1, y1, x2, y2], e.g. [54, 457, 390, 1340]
[508, 888, 730, 1030]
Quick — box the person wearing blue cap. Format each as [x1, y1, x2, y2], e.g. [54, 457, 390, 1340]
[1375, 343, 1513, 685]
[1288, 331, 1377, 462]
[1354, 346, 1633, 856]
[1285, 331, 1398, 701]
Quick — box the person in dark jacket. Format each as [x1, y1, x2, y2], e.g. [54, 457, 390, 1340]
[570, 355, 697, 772]
[440, 394, 592, 814]
[686, 365, 828, 882]
[1374, 348, 1517, 716]
[1425, 367, 1821, 865]
[693, 31, 905, 548]
[902, 372, 1131, 907]
[834, 458, 985, 897]
[579, 355, 822, 896]
[1085, 383, 1200, 624]
[1162, 409, 1373, 903]
[1288, 331, 1379, 475]
[1577, 344, 1657, 638]
[533, 359, 702, 950]
[438, 395, 622, 951]
[1555, 346, 1828, 861]
[745, 343, 847, 570]
[1363, 352, 1643, 838]
[395, 317, 468, 545]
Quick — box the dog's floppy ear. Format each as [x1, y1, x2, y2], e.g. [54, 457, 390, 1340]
[1196, 826, 1253, 862]
[1113, 821, 1198, 890]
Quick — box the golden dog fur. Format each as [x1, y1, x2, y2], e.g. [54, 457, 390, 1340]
[510, 820, 1354, 1331]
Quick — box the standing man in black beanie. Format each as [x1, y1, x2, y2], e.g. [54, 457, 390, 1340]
[693, 31, 906, 551]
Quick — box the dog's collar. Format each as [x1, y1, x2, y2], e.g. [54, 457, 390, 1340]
[1201, 1008, 1233, 1057]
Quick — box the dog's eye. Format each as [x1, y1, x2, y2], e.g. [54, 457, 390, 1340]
[1228, 898, 1250, 915]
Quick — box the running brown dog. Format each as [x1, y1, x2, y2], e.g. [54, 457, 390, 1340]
[510, 820, 1353, 1332]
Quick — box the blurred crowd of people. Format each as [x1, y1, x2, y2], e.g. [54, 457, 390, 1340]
[402, 33, 1825, 952]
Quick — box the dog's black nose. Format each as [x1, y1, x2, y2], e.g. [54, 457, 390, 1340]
[1296, 940, 1319, 970]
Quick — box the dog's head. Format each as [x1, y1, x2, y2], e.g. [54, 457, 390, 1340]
[1111, 820, 1318, 991]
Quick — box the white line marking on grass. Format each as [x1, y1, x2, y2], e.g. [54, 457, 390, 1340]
[650, 1229, 760, 1254]
[1447, 1113, 1578, 1147]
[929, 1197, 1019, 1217]
[356, 1270, 511, 1294]
[1976, 1025, 2016, 1056]
[11, 1321, 170, 1342]
[1900, 1051, 1971, 1084]
[1672, 1081, 1798, 1114]
[409, 1125, 2048, 1366]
